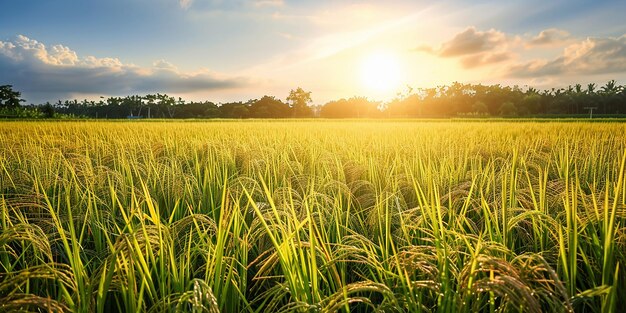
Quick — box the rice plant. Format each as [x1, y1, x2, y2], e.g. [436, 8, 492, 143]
[0, 120, 624, 312]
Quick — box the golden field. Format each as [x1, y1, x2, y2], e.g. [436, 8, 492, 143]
[1, 120, 625, 312]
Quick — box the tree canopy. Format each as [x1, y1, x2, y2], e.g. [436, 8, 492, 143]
[0, 85, 24, 108]
[2, 81, 626, 119]
[287, 87, 313, 117]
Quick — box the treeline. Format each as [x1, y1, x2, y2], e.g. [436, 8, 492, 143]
[385, 81, 626, 117]
[50, 87, 316, 118]
[2, 81, 626, 119]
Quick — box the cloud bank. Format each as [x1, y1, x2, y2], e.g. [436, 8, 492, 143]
[0, 35, 248, 102]
[438, 27, 508, 57]
[417, 27, 626, 79]
[417, 27, 514, 68]
[527, 28, 571, 47]
[509, 35, 626, 77]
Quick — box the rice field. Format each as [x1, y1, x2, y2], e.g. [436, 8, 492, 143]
[1, 120, 625, 312]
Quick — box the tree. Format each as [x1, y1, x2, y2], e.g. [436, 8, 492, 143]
[520, 94, 542, 115]
[155, 93, 176, 118]
[600, 80, 622, 114]
[40, 102, 55, 118]
[219, 102, 249, 118]
[0, 85, 25, 108]
[321, 97, 380, 118]
[472, 101, 488, 115]
[249, 96, 291, 118]
[499, 101, 517, 116]
[286, 87, 313, 117]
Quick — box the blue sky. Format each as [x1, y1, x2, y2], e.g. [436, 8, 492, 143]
[1, 0, 626, 104]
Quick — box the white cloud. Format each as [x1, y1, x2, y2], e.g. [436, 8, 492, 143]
[179, 0, 193, 10]
[460, 51, 514, 68]
[415, 27, 515, 69]
[509, 34, 626, 77]
[416, 26, 626, 78]
[152, 59, 178, 71]
[0, 35, 249, 102]
[252, 0, 283, 7]
[438, 27, 509, 57]
[527, 28, 571, 47]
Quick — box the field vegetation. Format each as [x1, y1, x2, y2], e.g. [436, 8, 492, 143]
[0, 120, 625, 312]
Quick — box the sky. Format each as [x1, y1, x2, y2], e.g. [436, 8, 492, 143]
[1, 0, 626, 105]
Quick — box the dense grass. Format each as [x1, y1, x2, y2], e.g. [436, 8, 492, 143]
[1, 120, 625, 312]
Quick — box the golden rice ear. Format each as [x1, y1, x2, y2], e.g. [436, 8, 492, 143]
[0, 223, 53, 263]
[0, 294, 71, 313]
[513, 254, 572, 311]
[179, 279, 220, 313]
[170, 213, 218, 251]
[0, 264, 77, 312]
[320, 281, 396, 312]
[458, 253, 573, 313]
[349, 179, 377, 210]
[459, 255, 541, 312]
[393, 245, 440, 281]
[148, 279, 220, 313]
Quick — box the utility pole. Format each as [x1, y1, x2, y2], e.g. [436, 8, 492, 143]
[584, 107, 597, 119]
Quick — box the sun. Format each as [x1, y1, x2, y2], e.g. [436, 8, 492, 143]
[359, 51, 402, 94]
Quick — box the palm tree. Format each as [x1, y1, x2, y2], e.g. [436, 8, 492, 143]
[601, 80, 620, 114]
